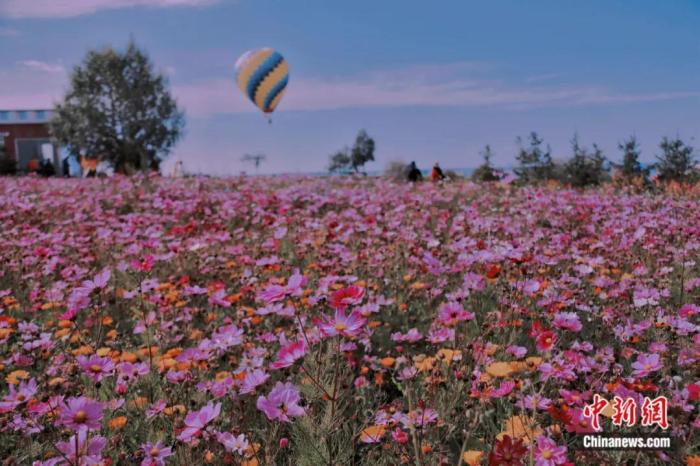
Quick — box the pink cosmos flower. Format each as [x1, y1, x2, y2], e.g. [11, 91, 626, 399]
[317, 309, 366, 338]
[176, 401, 221, 443]
[631, 353, 662, 378]
[517, 394, 552, 411]
[329, 285, 365, 311]
[564, 407, 596, 434]
[534, 435, 567, 466]
[57, 396, 103, 431]
[491, 380, 516, 399]
[256, 381, 305, 422]
[77, 354, 115, 382]
[391, 428, 409, 444]
[77, 269, 111, 294]
[506, 345, 528, 358]
[146, 400, 166, 418]
[402, 408, 438, 428]
[436, 302, 474, 326]
[239, 369, 270, 395]
[208, 288, 231, 308]
[54, 430, 106, 466]
[270, 340, 306, 370]
[552, 312, 582, 332]
[140, 441, 173, 466]
[217, 432, 249, 455]
[0, 377, 37, 413]
[679, 304, 700, 318]
[257, 269, 306, 304]
[536, 331, 557, 353]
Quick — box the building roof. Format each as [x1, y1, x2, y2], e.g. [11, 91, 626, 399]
[0, 109, 54, 125]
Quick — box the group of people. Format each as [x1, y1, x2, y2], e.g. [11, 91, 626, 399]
[26, 155, 101, 177]
[407, 161, 446, 182]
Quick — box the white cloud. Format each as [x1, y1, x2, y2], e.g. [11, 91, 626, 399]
[19, 60, 65, 74]
[0, 0, 221, 19]
[173, 63, 700, 118]
[0, 66, 68, 108]
[2, 58, 698, 118]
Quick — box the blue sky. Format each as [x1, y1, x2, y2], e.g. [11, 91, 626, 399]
[1, 0, 698, 174]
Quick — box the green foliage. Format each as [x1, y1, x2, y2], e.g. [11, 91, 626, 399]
[383, 160, 409, 180]
[655, 136, 697, 183]
[291, 343, 359, 466]
[562, 134, 610, 187]
[514, 132, 554, 183]
[50, 41, 184, 174]
[328, 148, 352, 174]
[615, 136, 644, 177]
[471, 145, 502, 182]
[328, 130, 375, 174]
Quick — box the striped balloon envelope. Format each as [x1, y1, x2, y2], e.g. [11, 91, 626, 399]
[235, 48, 289, 117]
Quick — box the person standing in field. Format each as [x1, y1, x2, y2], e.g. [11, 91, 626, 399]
[81, 157, 98, 177]
[407, 161, 423, 182]
[431, 162, 446, 182]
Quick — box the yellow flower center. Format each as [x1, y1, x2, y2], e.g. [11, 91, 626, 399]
[90, 364, 103, 373]
[150, 447, 160, 457]
[542, 449, 553, 459]
[334, 323, 347, 331]
[74, 410, 88, 423]
[644, 363, 652, 370]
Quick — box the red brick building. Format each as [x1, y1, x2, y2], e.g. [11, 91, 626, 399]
[0, 109, 60, 172]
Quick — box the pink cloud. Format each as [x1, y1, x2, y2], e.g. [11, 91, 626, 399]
[0, 0, 221, 19]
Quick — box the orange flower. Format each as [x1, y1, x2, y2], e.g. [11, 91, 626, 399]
[462, 450, 484, 466]
[121, 352, 138, 363]
[496, 415, 542, 445]
[359, 425, 386, 443]
[6, 370, 29, 385]
[380, 357, 396, 368]
[109, 416, 127, 429]
[414, 356, 435, 372]
[485, 362, 515, 378]
[374, 372, 384, 386]
[72, 345, 93, 356]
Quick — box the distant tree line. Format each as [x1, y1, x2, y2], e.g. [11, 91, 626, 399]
[469, 132, 697, 188]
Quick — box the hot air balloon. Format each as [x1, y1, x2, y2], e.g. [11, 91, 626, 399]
[235, 48, 289, 120]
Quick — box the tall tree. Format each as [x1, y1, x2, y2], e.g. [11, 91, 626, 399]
[563, 134, 610, 187]
[471, 145, 502, 182]
[50, 42, 184, 174]
[655, 137, 697, 183]
[514, 132, 554, 183]
[328, 130, 376, 174]
[615, 136, 644, 176]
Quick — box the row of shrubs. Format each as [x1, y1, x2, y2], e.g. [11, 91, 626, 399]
[469, 133, 697, 187]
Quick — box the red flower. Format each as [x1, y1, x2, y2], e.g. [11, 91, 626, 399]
[535, 331, 557, 352]
[488, 435, 528, 466]
[329, 285, 365, 311]
[485, 264, 501, 279]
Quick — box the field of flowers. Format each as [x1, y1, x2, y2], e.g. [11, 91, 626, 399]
[0, 175, 698, 466]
